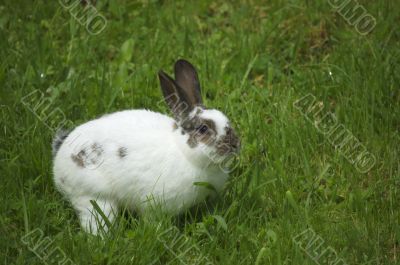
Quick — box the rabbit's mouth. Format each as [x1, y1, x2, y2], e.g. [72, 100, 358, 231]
[215, 142, 240, 157]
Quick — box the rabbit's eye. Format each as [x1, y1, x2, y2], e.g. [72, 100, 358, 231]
[197, 125, 208, 134]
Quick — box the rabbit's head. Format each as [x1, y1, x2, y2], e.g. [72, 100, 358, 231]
[159, 59, 240, 165]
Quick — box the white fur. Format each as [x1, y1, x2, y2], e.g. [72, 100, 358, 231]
[53, 109, 228, 234]
[198, 108, 229, 136]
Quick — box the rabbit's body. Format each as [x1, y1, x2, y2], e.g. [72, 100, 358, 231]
[54, 110, 227, 220]
[53, 60, 239, 234]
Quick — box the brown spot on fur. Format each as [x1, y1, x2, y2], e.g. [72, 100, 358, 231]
[91, 143, 101, 150]
[172, 122, 178, 131]
[118, 147, 128, 158]
[89, 143, 104, 164]
[71, 150, 86, 168]
[71, 142, 104, 168]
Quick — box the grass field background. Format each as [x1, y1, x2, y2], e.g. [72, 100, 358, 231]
[1, 0, 399, 264]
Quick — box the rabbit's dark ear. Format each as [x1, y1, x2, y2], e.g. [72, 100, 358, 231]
[174, 59, 203, 106]
[158, 70, 193, 120]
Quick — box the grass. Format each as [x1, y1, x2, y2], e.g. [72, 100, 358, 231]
[1, 0, 399, 264]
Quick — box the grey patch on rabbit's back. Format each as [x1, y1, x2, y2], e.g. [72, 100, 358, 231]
[118, 147, 128, 158]
[71, 150, 86, 168]
[91, 142, 102, 151]
[88, 143, 104, 164]
[71, 143, 104, 167]
[91, 142, 103, 154]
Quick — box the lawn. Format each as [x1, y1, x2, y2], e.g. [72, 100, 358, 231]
[0, 0, 399, 264]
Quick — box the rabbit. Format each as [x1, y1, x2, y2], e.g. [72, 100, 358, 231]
[52, 59, 240, 234]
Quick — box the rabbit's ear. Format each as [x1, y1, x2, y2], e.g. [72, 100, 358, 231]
[174, 59, 203, 106]
[158, 70, 193, 120]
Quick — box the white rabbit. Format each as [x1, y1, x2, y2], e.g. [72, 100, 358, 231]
[52, 59, 240, 234]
